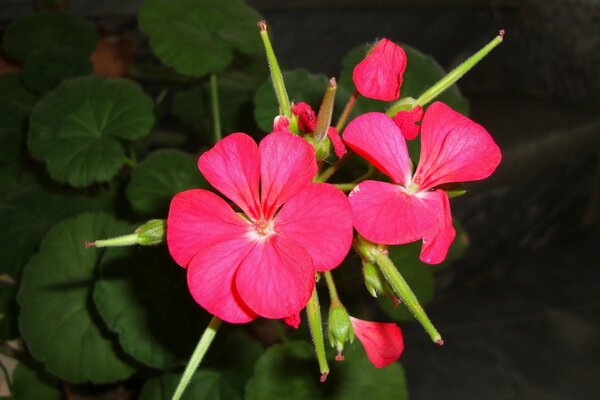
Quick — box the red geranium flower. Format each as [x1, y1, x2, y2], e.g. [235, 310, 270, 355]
[167, 132, 353, 323]
[343, 102, 501, 264]
[352, 38, 407, 101]
[350, 317, 404, 368]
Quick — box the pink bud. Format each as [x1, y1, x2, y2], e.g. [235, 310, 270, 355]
[393, 105, 424, 140]
[273, 115, 290, 132]
[291, 102, 317, 133]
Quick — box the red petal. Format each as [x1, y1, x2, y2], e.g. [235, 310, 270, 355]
[343, 112, 412, 185]
[187, 237, 257, 324]
[291, 102, 317, 133]
[283, 312, 301, 329]
[259, 131, 318, 220]
[350, 317, 404, 368]
[348, 180, 445, 246]
[414, 102, 502, 190]
[235, 235, 315, 319]
[393, 105, 424, 140]
[352, 38, 407, 101]
[420, 190, 456, 264]
[166, 189, 250, 267]
[198, 133, 262, 220]
[275, 183, 353, 271]
[327, 127, 347, 158]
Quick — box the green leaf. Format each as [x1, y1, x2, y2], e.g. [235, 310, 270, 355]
[0, 184, 115, 277]
[378, 243, 434, 321]
[0, 73, 37, 110]
[139, 370, 240, 400]
[138, 0, 262, 77]
[245, 341, 408, 400]
[0, 99, 28, 164]
[2, 11, 98, 62]
[22, 47, 93, 93]
[254, 69, 352, 133]
[126, 149, 207, 216]
[93, 246, 208, 369]
[0, 283, 18, 340]
[339, 43, 469, 115]
[11, 363, 61, 400]
[28, 76, 155, 187]
[17, 213, 136, 383]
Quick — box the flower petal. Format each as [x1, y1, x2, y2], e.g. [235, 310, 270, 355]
[352, 38, 407, 101]
[283, 312, 301, 329]
[420, 190, 456, 264]
[259, 131, 318, 220]
[166, 189, 250, 267]
[343, 113, 412, 185]
[198, 133, 262, 220]
[350, 317, 404, 368]
[235, 235, 315, 319]
[348, 180, 444, 246]
[275, 183, 353, 271]
[414, 102, 502, 190]
[327, 127, 347, 158]
[291, 102, 317, 133]
[393, 105, 424, 140]
[187, 237, 257, 324]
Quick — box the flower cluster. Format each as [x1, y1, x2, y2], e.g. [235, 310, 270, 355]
[167, 36, 501, 372]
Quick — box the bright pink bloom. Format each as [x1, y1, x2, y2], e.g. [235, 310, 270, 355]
[343, 102, 501, 264]
[350, 317, 404, 368]
[167, 132, 353, 323]
[292, 102, 317, 132]
[393, 105, 424, 140]
[352, 38, 407, 101]
[327, 127, 347, 158]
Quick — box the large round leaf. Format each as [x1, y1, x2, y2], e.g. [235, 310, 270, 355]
[245, 341, 408, 400]
[138, 0, 262, 77]
[0, 99, 28, 164]
[23, 47, 93, 93]
[2, 11, 98, 62]
[126, 150, 207, 216]
[17, 213, 136, 383]
[94, 246, 208, 369]
[28, 76, 155, 187]
[339, 43, 469, 116]
[139, 370, 240, 400]
[11, 363, 61, 400]
[254, 69, 352, 133]
[0, 73, 37, 110]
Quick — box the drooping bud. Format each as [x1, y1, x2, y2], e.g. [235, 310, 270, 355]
[352, 38, 407, 101]
[327, 303, 354, 359]
[86, 219, 165, 248]
[362, 260, 394, 299]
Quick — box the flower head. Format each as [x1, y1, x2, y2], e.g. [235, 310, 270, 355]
[352, 38, 407, 101]
[350, 317, 404, 368]
[343, 102, 501, 264]
[167, 132, 353, 323]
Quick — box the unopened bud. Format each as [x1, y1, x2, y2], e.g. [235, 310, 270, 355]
[135, 219, 166, 246]
[273, 115, 290, 132]
[362, 261, 394, 299]
[327, 303, 354, 355]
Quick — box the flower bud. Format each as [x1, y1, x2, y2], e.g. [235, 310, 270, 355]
[362, 261, 389, 298]
[135, 219, 166, 246]
[327, 303, 354, 358]
[273, 115, 290, 132]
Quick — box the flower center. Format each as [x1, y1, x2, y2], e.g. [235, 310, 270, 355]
[253, 218, 273, 236]
[406, 175, 421, 194]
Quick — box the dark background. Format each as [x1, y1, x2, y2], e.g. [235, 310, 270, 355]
[1, 0, 599, 398]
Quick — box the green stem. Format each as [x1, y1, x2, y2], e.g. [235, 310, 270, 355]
[335, 90, 359, 132]
[210, 73, 222, 142]
[313, 78, 337, 141]
[314, 151, 354, 182]
[306, 287, 330, 382]
[88, 233, 139, 248]
[323, 271, 340, 305]
[258, 20, 291, 118]
[372, 249, 443, 345]
[333, 183, 356, 192]
[387, 30, 505, 116]
[171, 316, 222, 400]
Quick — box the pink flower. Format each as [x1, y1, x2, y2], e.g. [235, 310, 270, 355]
[393, 105, 424, 140]
[167, 132, 353, 323]
[343, 102, 501, 264]
[352, 38, 407, 101]
[350, 317, 404, 368]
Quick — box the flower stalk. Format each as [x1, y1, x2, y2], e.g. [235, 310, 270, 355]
[171, 316, 222, 400]
[324, 271, 354, 358]
[306, 286, 330, 382]
[313, 78, 337, 141]
[86, 219, 165, 248]
[335, 90, 359, 132]
[209, 73, 222, 142]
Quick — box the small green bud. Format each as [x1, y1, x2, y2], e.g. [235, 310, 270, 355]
[361, 261, 388, 298]
[305, 135, 331, 161]
[135, 219, 166, 246]
[327, 303, 354, 358]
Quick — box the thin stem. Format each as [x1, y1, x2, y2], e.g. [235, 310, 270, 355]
[306, 287, 329, 382]
[258, 20, 291, 118]
[271, 320, 289, 343]
[387, 30, 505, 116]
[333, 183, 356, 192]
[313, 78, 337, 141]
[88, 233, 139, 248]
[335, 90, 359, 132]
[323, 271, 340, 305]
[171, 316, 222, 400]
[314, 150, 354, 182]
[372, 249, 443, 345]
[210, 73, 222, 142]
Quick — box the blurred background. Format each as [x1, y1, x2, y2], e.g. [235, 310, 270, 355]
[1, 0, 599, 398]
